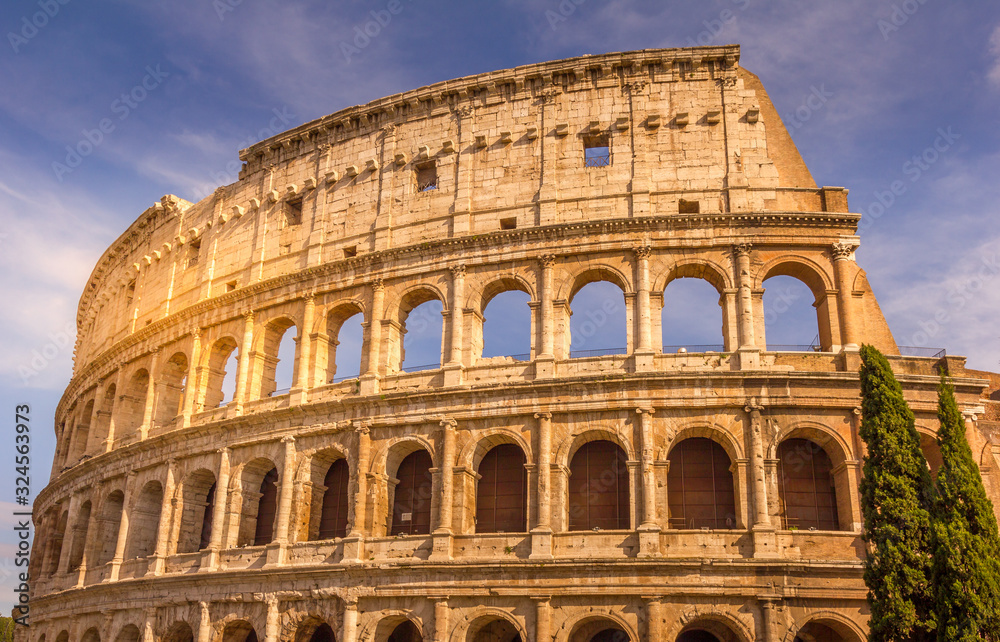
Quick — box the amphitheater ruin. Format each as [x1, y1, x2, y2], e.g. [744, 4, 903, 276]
[29, 45, 1000, 642]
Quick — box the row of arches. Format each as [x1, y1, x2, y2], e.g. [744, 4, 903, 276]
[39, 608, 863, 642]
[35, 427, 854, 585]
[58, 248, 856, 472]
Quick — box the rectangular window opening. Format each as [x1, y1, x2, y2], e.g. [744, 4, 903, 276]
[285, 199, 303, 227]
[678, 199, 700, 214]
[584, 135, 610, 168]
[343, 246, 357, 258]
[125, 279, 136, 305]
[187, 239, 201, 269]
[416, 162, 438, 192]
[500, 217, 517, 230]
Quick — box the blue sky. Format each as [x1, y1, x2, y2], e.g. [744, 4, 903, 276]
[1, 0, 999, 605]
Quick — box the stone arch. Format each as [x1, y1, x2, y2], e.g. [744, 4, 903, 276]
[67, 498, 93, 571]
[94, 488, 125, 566]
[43, 506, 69, 575]
[118, 368, 151, 439]
[771, 423, 853, 532]
[175, 468, 217, 554]
[475, 276, 535, 362]
[667, 438, 737, 530]
[373, 436, 439, 477]
[255, 315, 298, 398]
[218, 619, 259, 642]
[458, 428, 533, 471]
[318, 300, 366, 385]
[561, 612, 637, 642]
[558, 265, 633, 301]
[564, 434, 632, 532]
[364, 612, 425, 642]
[201, 335, 240, 410]
[154, 351, 189, 427]
[758, 257, 836, 351]
[383, 439, 436, 537]
[81, 628, 101, 642]
[303, 448, 352, 541]
[783, 611, 866, 642]
[557, 427, 635, 469]
[451, 608, 527, 642]
[55, 631, 69, 642]
[68, 398, 95, 463]
[290, 616, 336, 642]
[915, 426, 943, 477]
[161, 621, 195, 642]
[386, 284, 448, 325]
[125, 480, 163, 559]
[767, 422, 851, 468]
[476, 275, 536, 311]
[667, 608, 752, 642]
[113, 625, 140, 642]
[666, 423, 745, 463]
[656, 259, 732, 294]
[92, 380, 117, 449]
[230, 457, 280, 548]
[386, 285, 447, 373]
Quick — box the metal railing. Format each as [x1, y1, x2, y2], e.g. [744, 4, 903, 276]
[663, 344, 726, 353]
[897, 346, 946, 358]
[584, 152, 610, 167]
[401, 362, 441, 373]
[766, 344, 824, 352]
[481, 352, 531, 361]
[331, 373, 361, 383]
[268, 387, 291, 397]
[569, 347, 625, 358]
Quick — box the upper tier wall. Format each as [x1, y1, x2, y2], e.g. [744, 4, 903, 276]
[72, 46, 846, 372]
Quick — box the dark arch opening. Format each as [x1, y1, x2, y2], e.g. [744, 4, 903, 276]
[318, 459, 350, 540]
[677, 631, 720, 642]
[777, 439, 840, 531]
[568, 441, 630, 531]
[667, 438, 737, 529]
[476, 444, 527, 533]
[387, 621, 422, 642]
[222, 621, 258, 642]
[794, 621, 852, 642]
[253, 468, 279, 545]
[391, 450, 433, 535]
[307, 624, 335, 642]
[469, 619, 522, 642]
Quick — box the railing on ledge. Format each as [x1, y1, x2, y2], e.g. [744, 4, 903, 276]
[897, 346, 946, 358]
[569, 347, 626, 358]
[400, 362, 441, 373]
[662, 344, 726, 353]
[766, 344, 824, 352]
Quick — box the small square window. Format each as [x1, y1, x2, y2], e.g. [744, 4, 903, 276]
[416, 162, 438, 192]
[584, 135, 610, 167]
[678, 199, 700, 214]
[343, 246, 357, 258]
[226, 281, 238, 292]
[500, 217, 517, 230]
[285, 199, 303, 227]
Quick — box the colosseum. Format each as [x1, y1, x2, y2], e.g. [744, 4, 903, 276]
[29, 45, 1000, 642]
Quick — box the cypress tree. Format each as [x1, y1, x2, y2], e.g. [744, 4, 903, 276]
[931, 378, 1000, 641]
[858, 344, 935, 641]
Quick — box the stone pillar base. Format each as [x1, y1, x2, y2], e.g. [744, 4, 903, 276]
[637, 525, 662, 558]
[736, 347, 760, 370]
[289, 387, 308, 405]
[359, 374, 381, 396]
[633, 351, 655, 372]
[263, 541, 288, 568]
[442, 364, 464, 387]
[198, 548, 220, 572]
[529, 528, 553, 560]
[429, 531, 453, 561]
[534, 357, 555, 380]
[146, 554, 166, 577]
[752, 527, 780, 559]
[340, 535, 365, 564]
[839, 347, 861, 373]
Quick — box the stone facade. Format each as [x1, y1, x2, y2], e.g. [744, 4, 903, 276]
[29, 45, 1000, 642]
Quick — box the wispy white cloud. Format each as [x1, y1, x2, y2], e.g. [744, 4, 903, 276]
[989, 24, 1000, 88]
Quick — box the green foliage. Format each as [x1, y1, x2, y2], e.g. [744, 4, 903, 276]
[858, 344, 935, 641]
[931, 378, 1000, 641]
[0, 617, 13, 642]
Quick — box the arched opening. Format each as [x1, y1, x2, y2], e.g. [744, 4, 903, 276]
[118, 369, 150, 437]
[677, 631, 720, 642]
[662, 278, 725, 352]
[467, 618, 522, 642]
[94, 490, 124, 566]
[114, 625, 140, 642]
[777, 439, 841, 531]
[254, 468, 279, 545]
[260, 319, 297, 398]
[390, 450, 433, 535]
[161, 622, 194, 642]
[54, 632, 68, 642]
[398, 294, 444, 373]
[667, 438, 737, 529]
[481, 289, 532, 361]
[81, 628, 100, 642]
[176, 469, 217, 554]
[221, 621, 258, 642]
[67, 499, 92, 571]
[92, 382, 116, 447]
[794, 620, 856, 642]
[476, 444, 528, 533]
[318, 459, 350, 540]
[125, 480, 163, 559]
[387, 621, 422, 642]
[919, 432, 943, 478]
[294, 621, 335, 642]
[676, 620, 741, 642]
[68, 400, 94, 463]
[762, 274, 822, 351]
[203, 337, 239, 409]
[568, 440, 630, 531]
[326, 307, 364, 383]
[43, 509, 68, 576]
[154, 352, 188, 426]
[569, 281, 627, 358]
[567, 618, 630, 642]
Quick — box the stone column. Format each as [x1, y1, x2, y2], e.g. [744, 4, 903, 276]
[644, 597, 664, 642]
[181, 328, 202, 426]
[343, 422, 370, 563]
[530, 412, 553, 560]
[75, 494, 98, 587]
[832, 242, 860, 349]
[264, 596, 280, 642]
[444, 266, 466, 386]
[537, 256, 556, 378]
[533, 597, 552, 642]
[637, 408, 660, 555]
[341, 599, 359, 642]
[233, 311, 255, 410]
[431, 419, 456, 561]
[142, 608, 155, 642]
[733, 243, 757, 350]
[292, 294, 316, 403]
[633, 247, 654, 370]
[361, 279, 384, 395]
[107, 471, 137, 582]
[197, 602, 212, 642]
[433, 598, 449, 642]
[148, 459, 177, 576]
[270, 436, 297, 564]
[104, 370, 123, 452]
[745, 401, 777, 558]
[55, 494, 81, 577]
[759, 598, 778, 642]
[201, 447, 230, 571]
[140, 349, 160, 439]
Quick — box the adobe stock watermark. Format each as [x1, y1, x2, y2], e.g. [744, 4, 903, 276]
[193, 106, 296, 200]
[340, 0, 416, 64]
[877, 0, 931, 41]
[213, 0, 246, 21]
[18, 322, 76, 385]
[545, 0, 592, 31]
[7, 0, 71, 54]
[904, 246, 1000, 348]
[570, 298, 623, 352]
[683, 0, 752, 47]
[857, 126, 960, 234]
[785, 85, 834, 131]
[51, 64, 171, 182]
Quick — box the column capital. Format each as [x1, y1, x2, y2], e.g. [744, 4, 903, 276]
[538, 254, 557, 268]
[439, 417, 458, 429]
[831, 241, 857, 260]
[732, 242, 753, 257]
[635, 407, 655, 416]
[534, 412, 552, 420]
[744, 398, 765, 413]
[217, 446, 230, 456]
[448, 264, 466, 277]
[243, 310, 255, 322]
[353, 420, 371, 434]
[633, 245, 653, 260]
[371, 278, 385, 292]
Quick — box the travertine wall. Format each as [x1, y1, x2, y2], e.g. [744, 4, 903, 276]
[29, 45, 1000, 642]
